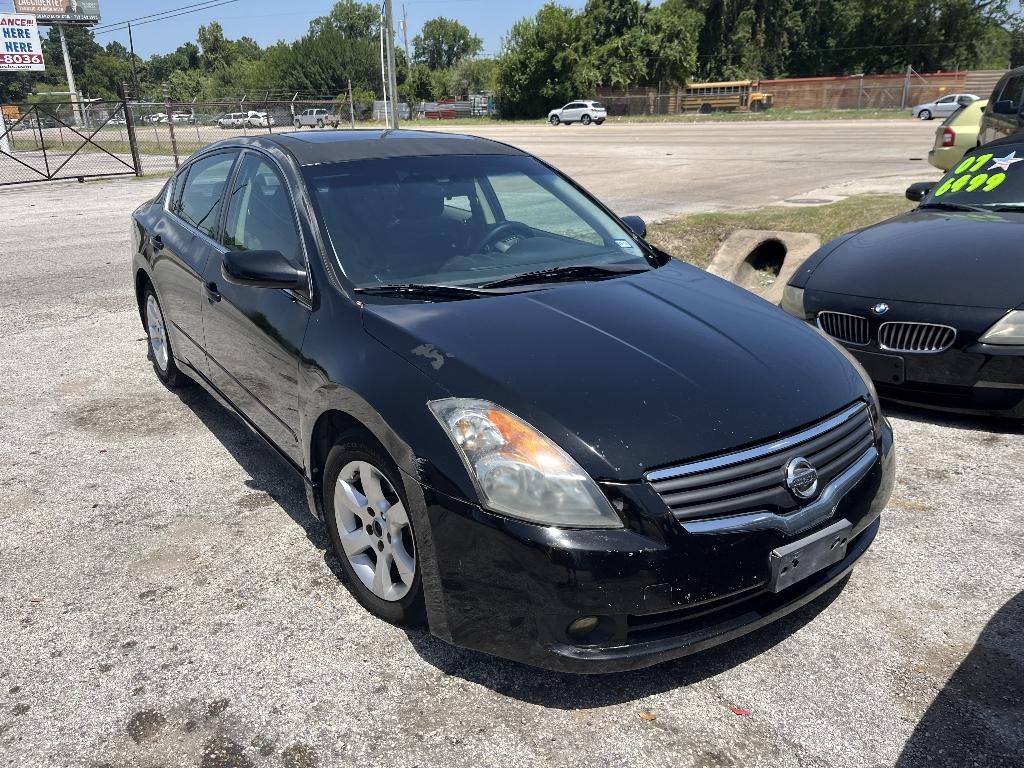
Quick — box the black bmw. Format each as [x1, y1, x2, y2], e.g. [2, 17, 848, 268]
[782, 139, 1024, 419]
[132, 130, 894, 672]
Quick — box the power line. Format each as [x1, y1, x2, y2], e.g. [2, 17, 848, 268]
[92, 0, 241, 36]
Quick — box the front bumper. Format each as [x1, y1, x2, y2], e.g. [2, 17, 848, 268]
[418, 418, 895, 673]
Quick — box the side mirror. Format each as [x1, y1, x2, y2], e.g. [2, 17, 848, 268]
[905, 181, 935, 202]
[994, 99, 1016, 115]
[621, 215, 647, 238]
[222, 250, 307, 290]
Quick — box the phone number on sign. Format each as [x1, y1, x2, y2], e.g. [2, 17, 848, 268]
[0, 54, 43, 65]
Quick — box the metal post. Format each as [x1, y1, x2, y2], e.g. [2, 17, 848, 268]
[402, 4, 411, 81]
[0, 113, 10, 156]
[37, 111, 50, 178]
[348, 79, 356, 129]
[264, 91, 273, 133]
[58, 25, 81, 126]
[163, 82, 180, 169]
[901, 64, 911, 110]
[127, 22, 140, 97]
[384, 0, 401, 129]
[120, 83, 143, 177]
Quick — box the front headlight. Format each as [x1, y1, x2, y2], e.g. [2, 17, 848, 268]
[979, 310, 1024, 345]
[780, 284, 810, 320]
[429, 398, 622, 529]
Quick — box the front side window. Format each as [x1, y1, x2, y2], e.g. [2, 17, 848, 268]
[175, 153, 236, 238]
[305, 154, 652, 289]
[223, 154, 302, 265]
[998, 76, 1024, 110]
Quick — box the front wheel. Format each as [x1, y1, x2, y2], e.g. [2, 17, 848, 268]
[549, 115, 560, 125]
[323, 436, 426, 625]
[918, 109, 932, 120]
[581, 114, 592, 125]
[294, 120, 301, 129]
[143, 286, 189, 388]
[317, 119, 324, 128]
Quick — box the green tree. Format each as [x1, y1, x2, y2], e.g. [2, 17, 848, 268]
[413, 17, 483, 69]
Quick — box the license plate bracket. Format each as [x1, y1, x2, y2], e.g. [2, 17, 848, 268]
[851, 350, 905, 385]
[768, 520, 853, 593]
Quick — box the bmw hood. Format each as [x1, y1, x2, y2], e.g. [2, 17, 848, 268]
[361, 263, 870, 481]
[805, 210, 1024, 309]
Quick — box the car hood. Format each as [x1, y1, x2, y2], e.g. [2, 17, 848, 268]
[806, 210, 1024, 309]
[361, 262, 869, 481]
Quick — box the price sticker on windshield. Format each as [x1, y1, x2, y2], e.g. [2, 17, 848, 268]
[934, 151, 1021, 197]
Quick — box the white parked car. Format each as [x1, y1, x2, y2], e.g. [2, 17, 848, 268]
[293, 108, 339, 128]
[217, 111, 275, 129]
[548, 100, 607, 126]
[912, 93, 979, 120]
[143, 113, 168, 124]
[170, 112, 195, 124]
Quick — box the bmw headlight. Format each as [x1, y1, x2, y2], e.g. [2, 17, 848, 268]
[429, 398, 622, 528]
[780, 284, 811, 320]
[979, 310, 1024, 345]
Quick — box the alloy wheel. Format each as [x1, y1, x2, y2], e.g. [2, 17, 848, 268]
[333, 460, 416, 602]
[146, 294, 169, 373]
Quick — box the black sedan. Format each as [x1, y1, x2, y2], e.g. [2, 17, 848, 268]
[131, 130, 894, 672]
[782, 140, 1024, 419]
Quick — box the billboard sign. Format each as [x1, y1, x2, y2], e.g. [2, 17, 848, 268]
[13, 0, 100, 25]
[0, 13, 45, 71]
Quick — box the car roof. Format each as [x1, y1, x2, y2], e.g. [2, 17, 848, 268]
[975, 134, 1024, 152]
[212, 129, 527, 166]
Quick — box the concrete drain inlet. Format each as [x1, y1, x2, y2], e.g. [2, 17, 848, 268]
[707, 230, 822, 305]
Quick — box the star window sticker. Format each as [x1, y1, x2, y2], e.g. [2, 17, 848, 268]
[988, 151, 1023, 172]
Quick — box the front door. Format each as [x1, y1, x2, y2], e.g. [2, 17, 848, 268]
[153, 151, 239, 376]
[201, 151, 312, 463]
[982, 75, 1024, 144]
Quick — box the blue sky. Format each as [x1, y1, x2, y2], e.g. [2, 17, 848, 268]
[0, 0, 589, 58]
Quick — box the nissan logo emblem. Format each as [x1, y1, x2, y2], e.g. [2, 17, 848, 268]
[785, 457, 819, 500]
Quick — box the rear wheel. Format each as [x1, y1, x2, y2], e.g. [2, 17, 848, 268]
[918, 109, 932, 120]
[581, 114, 592, 125]
[549, 114, 560, 126]
[323, 435, 426, 625]
[700, 103, 713, 114]
[317, 119, 325, 128]
[294, 120, 301, 129]
[143, 286, 189, 388]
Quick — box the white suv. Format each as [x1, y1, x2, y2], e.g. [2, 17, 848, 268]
[548, 100, 607, 126]
[217, 111, 275, 129]
[294, 108, 340, 129]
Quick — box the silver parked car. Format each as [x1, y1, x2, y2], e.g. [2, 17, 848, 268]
[294, 108, 340, 129]
[548, 100, 607, 126]
[912, 93, 979, 120]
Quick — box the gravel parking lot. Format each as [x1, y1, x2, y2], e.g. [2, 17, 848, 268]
[0, 123, 1021, 768]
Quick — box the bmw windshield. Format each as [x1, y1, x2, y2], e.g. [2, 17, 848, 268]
[304, 154, 654, 290]
[924, 145, 1024, 208]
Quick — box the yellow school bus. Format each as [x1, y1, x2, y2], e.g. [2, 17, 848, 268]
[680, 81, 773, 113]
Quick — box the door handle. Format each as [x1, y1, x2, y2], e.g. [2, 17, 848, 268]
[151, 235, 164, 251]
[204, 281, 221, 303]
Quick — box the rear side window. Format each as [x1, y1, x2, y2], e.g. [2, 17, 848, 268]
[591, 102, 604, 109]
[223, 154, 302, 266]
[174, 153, 237, 239]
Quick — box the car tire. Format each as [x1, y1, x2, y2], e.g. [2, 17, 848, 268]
[700, 103, 713, 114]
[317, 119, 324, 128]
[581, 114, 592, 125]
[323, 435, 427, 626]
[142, 286, 189, 388]
[549, 115, 560, 126]
[919, 109, 932, 120]
[294, 120, 301, 129]
[596, 119, 605, 125]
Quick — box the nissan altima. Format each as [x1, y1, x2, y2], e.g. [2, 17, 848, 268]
[782, 138, 1024, 419]
[131, 130, 894, 672]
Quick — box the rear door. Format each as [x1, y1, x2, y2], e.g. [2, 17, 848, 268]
[152, 151, 239, 377]
[200, 151, 312, 462]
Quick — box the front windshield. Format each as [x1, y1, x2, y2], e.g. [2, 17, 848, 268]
[304, 154, 651, 288]
[926, 145, 1024, 207]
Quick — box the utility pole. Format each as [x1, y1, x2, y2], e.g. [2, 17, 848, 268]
[348, 79, 356, 129]
[57, 25, 81, 126]
[383, 0, 400, 129]
[401, 4, 411, 80]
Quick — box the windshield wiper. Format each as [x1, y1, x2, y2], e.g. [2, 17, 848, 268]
[479, 264, 649, 289]
[917, 201, 992, 213]
[354, 283, 492, 299]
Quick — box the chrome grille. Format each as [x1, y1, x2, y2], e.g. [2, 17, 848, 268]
[817, 311, 870, 346]
[646, 403, 874, 522]
[879, 322, 956, 353]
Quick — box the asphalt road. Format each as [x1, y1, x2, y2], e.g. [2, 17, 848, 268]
[3, 118, 940, 218]
[0, 124, 1021, 768]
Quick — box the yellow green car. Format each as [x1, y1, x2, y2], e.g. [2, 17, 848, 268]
[928, 99, 987, 171]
